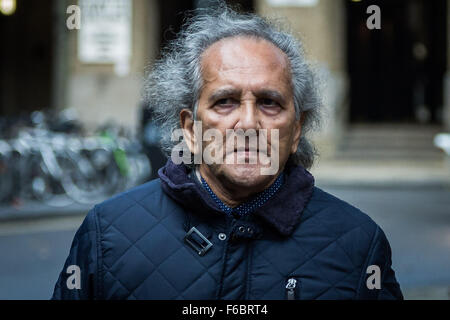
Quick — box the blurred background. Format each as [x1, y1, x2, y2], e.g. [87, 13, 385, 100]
[0, 0, 449, 299]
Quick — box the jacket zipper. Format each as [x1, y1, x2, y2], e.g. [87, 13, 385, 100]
[286, 278, 298, 300]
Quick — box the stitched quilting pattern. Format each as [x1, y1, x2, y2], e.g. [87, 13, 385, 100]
[62, 180, 395, 300]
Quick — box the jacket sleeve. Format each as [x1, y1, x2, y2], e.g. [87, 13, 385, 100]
[357, 225, 404, 300]
[51, 206, 101, 300]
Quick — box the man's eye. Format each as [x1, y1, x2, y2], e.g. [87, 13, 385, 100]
[259, 99, 280, 107]
[215, 98, 238, 107]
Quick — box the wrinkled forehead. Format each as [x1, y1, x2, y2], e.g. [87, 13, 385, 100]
[200, 36, 292, 87]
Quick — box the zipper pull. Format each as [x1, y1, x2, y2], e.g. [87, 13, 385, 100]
[286, 278, 297, 300]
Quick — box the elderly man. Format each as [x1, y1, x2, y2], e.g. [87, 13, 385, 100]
[52, 7, 403, 300]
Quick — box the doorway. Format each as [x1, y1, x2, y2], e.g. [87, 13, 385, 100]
[346, 0, 447, 124]
[0, 0, 54, 116]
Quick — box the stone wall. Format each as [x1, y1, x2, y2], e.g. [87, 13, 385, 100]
[64, 0, 159, 133]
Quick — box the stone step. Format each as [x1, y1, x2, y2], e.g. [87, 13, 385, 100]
[334, 151, 444, 161]
[334, 124, 445, 161]
[339, 140, 441, 151]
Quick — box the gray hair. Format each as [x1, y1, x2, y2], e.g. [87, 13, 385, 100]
[143, 5, 322, 169]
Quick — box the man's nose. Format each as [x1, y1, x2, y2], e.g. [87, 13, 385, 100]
[235, 101, 260, 130]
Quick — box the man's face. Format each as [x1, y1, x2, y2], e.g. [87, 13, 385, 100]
[182, 36, 302, 191]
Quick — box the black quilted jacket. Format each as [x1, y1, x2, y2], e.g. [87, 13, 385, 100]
[52, 160, 403, 300]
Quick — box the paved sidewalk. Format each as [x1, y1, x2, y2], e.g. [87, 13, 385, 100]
[310, 158, 450, 189]
[403, 286, 450, 300]
[0, 198, 94, 222]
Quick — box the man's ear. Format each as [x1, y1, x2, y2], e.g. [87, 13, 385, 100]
[180, 109, 198, 154]
[291, 112, 305, 154]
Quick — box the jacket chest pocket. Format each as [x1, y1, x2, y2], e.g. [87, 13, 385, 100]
[285, 277, 300, 300]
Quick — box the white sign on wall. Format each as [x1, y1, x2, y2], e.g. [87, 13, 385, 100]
[78, 0, 132, 76]
[266, 0, 319, 7]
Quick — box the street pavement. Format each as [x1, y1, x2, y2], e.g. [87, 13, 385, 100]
[0, 215, 84, 299]
[0, 185, 449, 299]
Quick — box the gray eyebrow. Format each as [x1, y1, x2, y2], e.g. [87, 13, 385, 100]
[208, 88, 242, 104]
[208, 88, 286, 105]
[253, 89, 286, 105]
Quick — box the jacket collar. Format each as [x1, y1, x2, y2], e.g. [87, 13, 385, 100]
[158, 159, 315, 237]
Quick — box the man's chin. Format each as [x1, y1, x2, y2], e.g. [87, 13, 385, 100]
[221, 164, 274, 189]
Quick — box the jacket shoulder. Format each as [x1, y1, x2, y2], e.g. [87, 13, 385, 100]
[298, 187, 402, 300]
[94, 178, 176, 231]
[302, 186, 380, 245]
